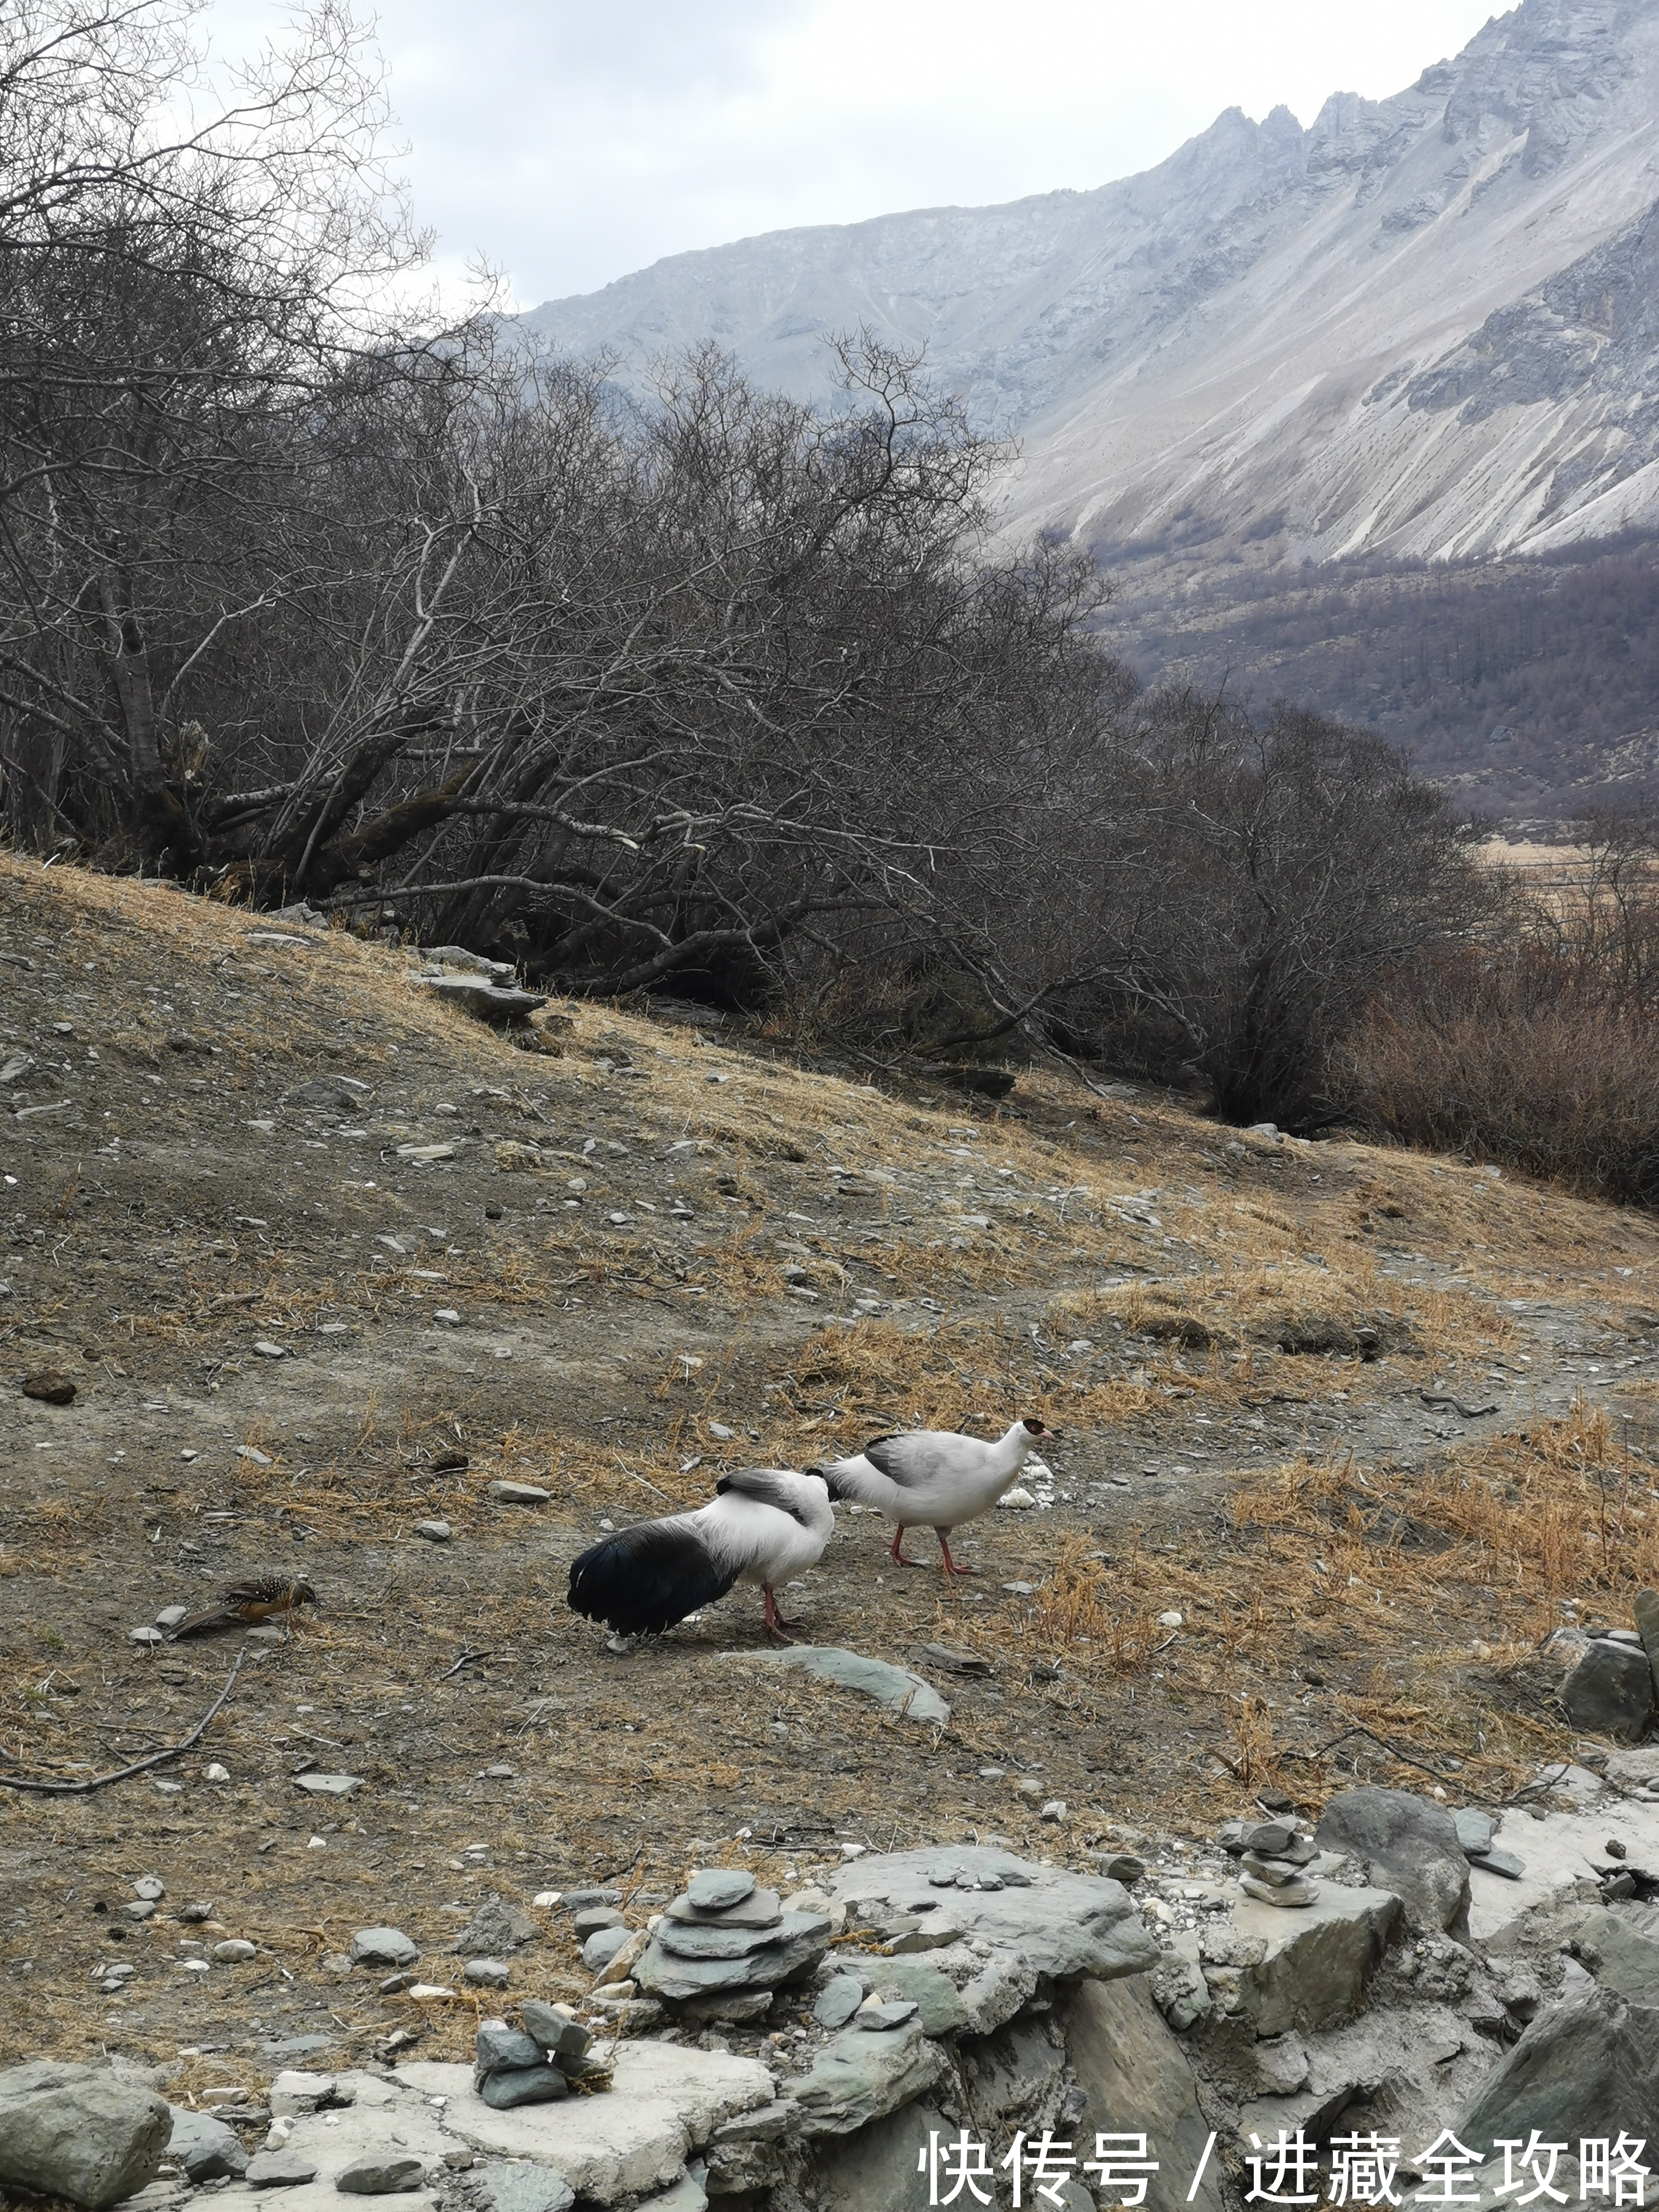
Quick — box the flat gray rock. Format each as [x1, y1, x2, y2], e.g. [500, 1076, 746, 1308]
[637, 1912, 832, 2001]
[477, 2069, 569, 2111]
[246, 2148, 322, 2186]
[1315, 1787, 1471, 1937]
[666, 1890, 781, 1930]
[830, 1848, 1155, 1983]
[1219, 1882, 1403, 2036]
[1475, 1848, 1525, 1880]
[711, 1646, 949, 1725]
[1454, 1808, 1496, 1856]
[416, 976, 545, 1023]
[685, 1870, 755, 1912]
[783, 2021, 947, 2138]
[350, 1928, 418, 1968]
[166, 2111, 248, 2184]
[582, 1928, 633, 1973]
[812, 1977, 865, 2030]
[0, 2061, 172, 2210]
[295, 1773, 365, 1798]
[518, 2004, 589, 2060]
[477, 2162, 575, 2212]
[335, 2155, 425, 2193]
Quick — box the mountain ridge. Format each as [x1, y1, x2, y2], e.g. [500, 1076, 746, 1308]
[522, 0, 1659, 571]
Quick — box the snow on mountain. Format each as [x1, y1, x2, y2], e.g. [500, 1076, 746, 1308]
[521, 0, 1659, 568]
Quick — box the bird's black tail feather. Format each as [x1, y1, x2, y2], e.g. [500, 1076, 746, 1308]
[567, 1519, 740, 1636]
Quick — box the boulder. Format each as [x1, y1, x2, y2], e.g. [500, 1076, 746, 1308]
[0, 2060, 172, 2210]
[166, 2109, 248, 2182]
[1562, 1639, 1656, 1743]
[1314, 1788, 1471, 1936]
[782, 2020, 948, 2138]
[1212, 1883, 1402, 2035]
[830, 1847, 1156, 1983]
[1458, 1986, 1659, 2147]
[712, 1646, 949, 1725]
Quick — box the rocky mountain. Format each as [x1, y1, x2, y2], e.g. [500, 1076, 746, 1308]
[522, 0, 1659, 570]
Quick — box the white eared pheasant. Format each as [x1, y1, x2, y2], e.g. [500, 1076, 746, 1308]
[567, 1467, 833, 1643]
[816, 1417, 1055, 1577]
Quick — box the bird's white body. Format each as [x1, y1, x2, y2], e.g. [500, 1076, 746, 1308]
[817, 1418, 1052, 1574]
[821, 1420, 1044, 1530]
[567, 1467, 833, 1639]
[687, 1476, 835, 1589]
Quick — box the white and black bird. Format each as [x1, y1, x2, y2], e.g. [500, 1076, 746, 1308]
[816, 1417, 1055, 1578]
[567, 1467, 833, 1643]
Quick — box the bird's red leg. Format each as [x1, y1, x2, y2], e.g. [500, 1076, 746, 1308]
[763, 1587, 801, 1644]
[890, 1524, 926, 1568]
[938, 1531, 978, 1576]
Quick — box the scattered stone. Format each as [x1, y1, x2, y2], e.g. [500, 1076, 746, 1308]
[203, 1762, 230, 1784]
[1454, 1808, 1496, 1856]
[334, 2155, 425, 2194]
[854, 1999, 918, 2030]
[1039, 1800, 1067, 1823]
[245, 2148, 321, 2187]
[349, 1928, 418, 1968]
[252, 1341, 289, 1360]
[450, 1896, 538, 1956]
[582, 1928, 632, 1974]
[1095, 1853, 1144, 1885]
[686, 1870, 755, 1912]
[813, 1977, 865, 2030]
[1561, 1638, 1656, 1744]
[466, 1958, 511, 1988]
[416, 976, 546, 1023]
[124, 1899, 157, 1921]
[919, 1643, 991, 1675]
[129, 1626, 166, 1646]
[1314, 1787, 1471, 1936]
[713, 1646, 949, 1724]
[266, 2073, 338, 2118]
[213, 1941, 256, 1963]
[133, 1875, 165, 1901]
[21, 1370, 76, 1405]
[1477, 1849, 1530, 1884]
[165, 2111, 248, 2185]
[487, 1482, 550, 1506]
[415, 1521, 451, 1543]
[571, 1907, 625, 1941]
[177, 1903, 215, 1924]
[295, 1773, 365, 1798]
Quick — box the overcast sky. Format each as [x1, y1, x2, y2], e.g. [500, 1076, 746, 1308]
[229, 0, 1508, 308]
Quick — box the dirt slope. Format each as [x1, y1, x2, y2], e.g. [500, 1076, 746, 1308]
[2, 851, 1657, 2084]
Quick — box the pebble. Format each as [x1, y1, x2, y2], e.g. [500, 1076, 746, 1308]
[487, 1481, 550, 1505]
[482, 1763, 516, 1779]
[133, 1874, 165, 1900]
[856, 1998, 919, 2030]
[433, 1309, 460, 1326]
[581, 1927, 633, 1973]
[1039, 1801, 1067, 1823]
[335, 2156, 425, 2195]
[1157, 1611, 1183, 1628]
[465, 1957, 511, 1988]
[571, 1906, 626, 1939]
[178, 1903, 215, 1923]
[561, 1888, 622, 1909]
[252, 1341, 289, 1359]
[204, 1763, 230, 1784]
[1097, 1854, 1144, 1884]
[415, 1520, 452, 1542]
[245, 2150, 319, 2187]
[349, 1927, 419, 1967]
[129, 1626, 167, 1646]
[294, 1772, 364, 1797]
[686, 1869, 756, 1912]
[1605, 1838, 1628, 1859]
[156, 1605, 187, 1630]
[214, 1941, 257, 1963]
[1001, 1582, 1034, 1596]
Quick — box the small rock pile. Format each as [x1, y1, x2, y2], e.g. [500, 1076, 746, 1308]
[1217, 1817, 1320, 1905]
[631, 1869, 834, 2025]
[473, 2005, 607, 2111]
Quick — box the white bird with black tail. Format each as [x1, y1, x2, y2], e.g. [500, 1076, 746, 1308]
[567, 1467, 833, 1643]
[816, 1417, 1055, 1578]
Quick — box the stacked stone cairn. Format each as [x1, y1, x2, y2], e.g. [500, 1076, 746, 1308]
[1216, 1816, 1321, 1905]
[631, 1867, 834, 2024]
[471, 2001, 608, 2109]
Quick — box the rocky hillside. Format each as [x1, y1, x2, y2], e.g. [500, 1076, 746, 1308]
[3, 850, 1659, 2203]
[523, 0, 1659, 570]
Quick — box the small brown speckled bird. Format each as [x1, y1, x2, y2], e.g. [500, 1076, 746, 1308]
[169, 1573, 318, 1638]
